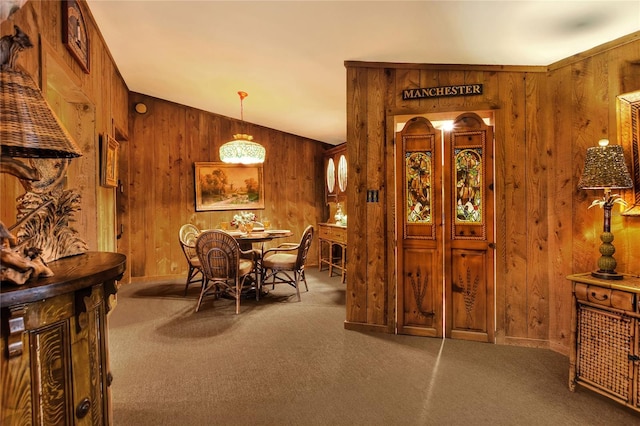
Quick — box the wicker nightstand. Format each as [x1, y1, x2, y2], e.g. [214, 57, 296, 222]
[568, 273, 640, 412]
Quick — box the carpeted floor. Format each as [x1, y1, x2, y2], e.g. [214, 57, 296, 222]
[108, 269, 639, 425]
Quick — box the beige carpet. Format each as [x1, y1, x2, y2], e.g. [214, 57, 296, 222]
[108, 270, 639, 425]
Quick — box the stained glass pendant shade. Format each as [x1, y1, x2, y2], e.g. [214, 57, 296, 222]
[219, 91, 265, 164]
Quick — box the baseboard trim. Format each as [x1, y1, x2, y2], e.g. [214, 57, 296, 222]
[343, 321, 392, 334]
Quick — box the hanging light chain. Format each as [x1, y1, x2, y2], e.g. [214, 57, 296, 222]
[238, 91, 248, 121]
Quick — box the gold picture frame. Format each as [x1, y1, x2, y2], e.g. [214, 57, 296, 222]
[618, 91, 640, 216]
[101, 134, 119, 188]
[194, 162, 264, 211]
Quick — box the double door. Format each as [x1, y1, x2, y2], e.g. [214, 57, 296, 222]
[396, 112, 494, 342]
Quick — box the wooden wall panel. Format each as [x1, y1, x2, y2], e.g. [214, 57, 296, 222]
[498, 72, 528, 341]
[155, 101, 183, 276]
[365, 68, 387, 326]
[346, 67, 370, 327]
[546, 65, 574, 351]
[524, 72, 549, 342]
[127, 95, 151, 277]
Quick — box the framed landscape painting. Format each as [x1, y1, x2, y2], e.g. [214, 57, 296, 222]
[194, 162, 264, 211]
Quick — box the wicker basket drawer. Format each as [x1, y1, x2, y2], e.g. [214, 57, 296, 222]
[574, 283, 634, 311]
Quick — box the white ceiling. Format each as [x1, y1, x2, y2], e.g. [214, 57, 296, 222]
[86, 0, 640, 145]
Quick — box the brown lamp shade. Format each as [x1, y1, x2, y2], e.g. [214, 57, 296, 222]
[1, 68, 82, 159]
[577, 143, 633, 190]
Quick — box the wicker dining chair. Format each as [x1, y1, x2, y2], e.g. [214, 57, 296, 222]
[179, 223, 203, 296]
[194, 230, 257, 314]
[261, 225, 314, 301]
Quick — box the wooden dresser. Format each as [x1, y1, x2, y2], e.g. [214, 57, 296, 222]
[318, 223, 347, 282]
[1, 252, 126, 426]
[567, 273, 640, 412]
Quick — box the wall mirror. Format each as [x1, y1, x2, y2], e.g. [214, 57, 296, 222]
[327, 157, 336, 194]
[618, 90, 640, 216]
[337, 154, 347, 192]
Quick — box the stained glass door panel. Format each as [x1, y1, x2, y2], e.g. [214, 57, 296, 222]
[396, 117, 442, 337]
[445, 112, 494, 342]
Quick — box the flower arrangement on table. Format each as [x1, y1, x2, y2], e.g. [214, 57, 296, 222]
[230, 211, 256, 229]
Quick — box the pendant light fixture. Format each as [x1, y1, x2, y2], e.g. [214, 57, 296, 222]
[219, 91, 265, 164]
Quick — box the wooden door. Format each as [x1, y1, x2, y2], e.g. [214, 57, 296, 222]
[396, 113, 495, 342]
[396, 117, 443, 337]
[444, 112, 494, 342]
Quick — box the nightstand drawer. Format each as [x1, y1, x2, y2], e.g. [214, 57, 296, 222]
[332, 227, 347, 243]
[319, 226, 331, 239]
[575, 283, 634, 311]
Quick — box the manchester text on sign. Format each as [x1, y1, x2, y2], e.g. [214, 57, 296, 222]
[402, 84, 483, 100]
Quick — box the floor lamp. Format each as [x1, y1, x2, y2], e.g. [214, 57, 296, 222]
[578, 139, 633, 280]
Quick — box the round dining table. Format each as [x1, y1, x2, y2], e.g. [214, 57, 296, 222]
[203, 229, 295, 300]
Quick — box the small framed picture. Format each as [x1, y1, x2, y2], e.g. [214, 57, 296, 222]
[62, 0, 90, 73]
[194, 162, 264, 211]
[101, 134, 119, 188]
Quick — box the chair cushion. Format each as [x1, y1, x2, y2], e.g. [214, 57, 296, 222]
[263, 253, 296, 270]
[239, 259, 254, 276]
[190, 257, 201, 267]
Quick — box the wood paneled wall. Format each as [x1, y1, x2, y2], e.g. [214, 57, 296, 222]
[345, 32, 640, 353]
[123, 93, 330, 279]
[0, 1, 128, 254]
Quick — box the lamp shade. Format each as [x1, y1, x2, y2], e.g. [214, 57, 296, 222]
[219, 134, 266, 164]
[577, 141, 633, 190]
[0, 26, 82, 159]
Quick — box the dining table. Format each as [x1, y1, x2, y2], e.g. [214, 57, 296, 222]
[204, 228, 294, 300]
[230, 229, 294, 251]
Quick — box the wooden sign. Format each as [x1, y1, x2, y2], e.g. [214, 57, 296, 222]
[402, 84, 483, 100]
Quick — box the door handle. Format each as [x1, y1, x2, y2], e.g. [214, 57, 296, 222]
[488, 242, 496, 249]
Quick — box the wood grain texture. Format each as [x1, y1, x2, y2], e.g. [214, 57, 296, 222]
[346, 67, 369, 325]
[365, 68, 387, 325]
[546, 65, 574, 350]
[524, 72, 549, 341]
[499, 72, 529, 340]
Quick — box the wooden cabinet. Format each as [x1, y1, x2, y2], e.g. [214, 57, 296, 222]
[1, 252, 126, 426]
[567, 273, 640, 412]
[318, 223, 347, 282]
[324, 143, 347, 204]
